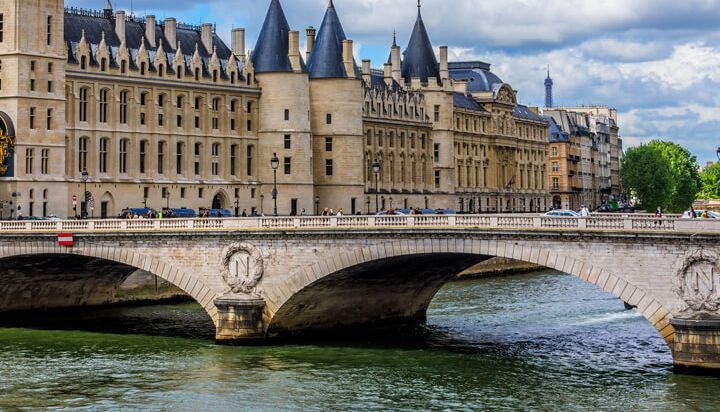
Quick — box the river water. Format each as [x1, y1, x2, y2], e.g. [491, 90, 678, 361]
[1, 270, 719, 411]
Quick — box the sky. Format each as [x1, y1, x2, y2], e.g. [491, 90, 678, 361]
[68, 0, 720, 164]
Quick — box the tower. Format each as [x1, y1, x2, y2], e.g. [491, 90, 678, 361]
[252, 0, 313, 216]
[544, 66, 554, 108]
[306, 0, 364, 214]
[0, 0, 68, 218]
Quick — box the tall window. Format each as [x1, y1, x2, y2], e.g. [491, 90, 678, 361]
[157, 141, 165, 175]
[99, 89, 109, 123]
[434, 170, 441, 188]
[194, 143, 202, 175]
[79, 87, 89, 122]
[284, 134, 291, 149]
[0, 14, 4, 43]
[246, 145, 254, 176]
[25, 149, 34, 174]
[433, 144, 440, 162]
[325, 159, 333, 176]
[552, 162, 559, 173]
[46, 108, 52, 129]
[434, 105, 440, 122]
[119, 139, 128, 173]
[284, 157, 291, 175]
[99, 138, 108, 173]
[139, 140, 147, 174]
[211, 143, 220, 175]
[551, 146, 558, 156]
[119, 91, 128, 124]
[41, 149, 49, 174]
[552, 177, 559, 190]
[325, 137, 333, 152]
[230, 145, 237, 176]
[212, 98, 220, 130]
[78, 137, 88, 172]
[284, 109, 289, 121]
[326, 113, 332, 124]
[47, 16, 52, 45]
[29, 107, 36, 129]
[176, 142, 184, 175]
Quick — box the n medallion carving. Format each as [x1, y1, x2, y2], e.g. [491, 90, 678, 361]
[673, 250, 720, 315]
[220, 242, 264, 296]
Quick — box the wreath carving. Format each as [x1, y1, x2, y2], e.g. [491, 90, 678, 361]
[673, 249, 720, 314]
[220, 242, 264, 295]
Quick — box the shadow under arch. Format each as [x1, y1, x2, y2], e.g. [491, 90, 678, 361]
[266, 238, 675, 346]
[0, 240, 220, 326]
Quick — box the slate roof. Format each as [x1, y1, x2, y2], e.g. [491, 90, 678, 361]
[251, 0, 295, 73]
[513, 105, 546, 123]
[545, 116, 570, 142]
[307, 0, 357, 79]
[449, 63, 504, 93]
[401, 6, 440, 83]
[453, 93, 486, 112]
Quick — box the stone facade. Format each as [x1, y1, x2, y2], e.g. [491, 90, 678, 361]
[0, 0, 552, 218]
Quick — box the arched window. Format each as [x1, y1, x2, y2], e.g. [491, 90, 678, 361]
[177, 65, 183, 79]
[194, 67, 200, 81]
[100, 58, 107, 72]
[99, 89, 110, 123]
[212, 70, 218, 83]
[78, 87, 89, 122]
[140, 62, 146, 75]
[158, 64, 164, 77]
[121, 60, 127, 74]
[230, 72, 236, 84]
[80, 56, 87, 70]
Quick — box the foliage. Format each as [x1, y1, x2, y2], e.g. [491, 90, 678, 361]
[699, 162, 720, 200]
[621, 145, 672, 211]
[647, 140, 700, 212]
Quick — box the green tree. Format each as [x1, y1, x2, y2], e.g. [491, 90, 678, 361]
[621, 145, 672, 211]
[699, 162, 720, 200]
[647, 140, 700, 212]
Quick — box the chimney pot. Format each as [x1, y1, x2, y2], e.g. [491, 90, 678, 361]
[232, 28, 246, 63]
[306, 27, 316, 62]
[145, 15, 156, 48]
[164, 18, 177, 50]
[342, 40, 355, 78]
[289, 31, 301, 72]
[201, 23, 213, 53]
[114, 10, 126, 44]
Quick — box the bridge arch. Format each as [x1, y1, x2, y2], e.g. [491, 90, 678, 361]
[0, 239, 220, 325]
[266, 237, 675, 345]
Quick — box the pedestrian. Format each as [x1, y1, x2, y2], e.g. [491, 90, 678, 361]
[300, 208, 306, 216]
[329, 208, 334, 216]
[702, 210, 710, 219]
[337, 208, 343, 217]
[322, 208, 329, 216]
[655, 207, 663, 226]
[241, 209, 248, 217]
[690, 206, 697, 218]
[580, 205, 590, 217]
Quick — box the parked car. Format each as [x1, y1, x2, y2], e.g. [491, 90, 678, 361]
[120, 208, 157, 219]
[543, 210, 581, 217]
[682, 210, 720, 219]
[162, 208, 197, 218]
[199, 208, 233, 218]
[375, 209, 407, 216]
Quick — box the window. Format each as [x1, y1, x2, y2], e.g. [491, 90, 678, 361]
[25, 149, 34, 174]
[30, 79, 35, 91]
[552, 177, 559, 190]
[211, 143, 220, 175]
[180, 188, 186, 198]
[325, 159, 333, 176]
[552, 162, 559, 173]
[284, 109, 289, 121]
[434, 170, 441, 188]
[79, 88, 89, 122]
[552, 146, 558, 156]
[247, 145, 254, 176]
[119, 91, 128, 124]
[98, 138, 108, 173]
[0, 14, 3, 43]
[177, 96, 184, 108]
[139, 140, 147, 174]
[140, 62, 146, 75]
[194, 143, 201, 175]
[366, 130, 372, 146]
[158, 113, 164, 127]
[99, 89, 109, 123]
[47, 16, 52, 45]
[119, 139, 128, 173]
[433, 144, 440, 162]
[177, 115, 183, 128]
[284, 157, 291, 175]
[80, 56, 87, 70]
[434, 105, 440, 122]
[198, 188, 204, 198]
[325, 137, 333, 152]
[100, 58, 107, 72]
[230, 145, 237, 176]
[158, 94, 165, 107]
[47, 81, 53, 93]
[140, 92, 148, 106]
[78, 137, 88, 172]
[212, 98, 220, 129]
[326, 113, 332, 124]
[31, 61, 35, 71]
[284, 134, 291, 149]
[247, 120, 252, 132]
[29, 107, 36, 129]
[41, 149, 49, 174]
[157, 141, 165, 175]
[176, 142, 184, 175]
[121, 60, 127, 74]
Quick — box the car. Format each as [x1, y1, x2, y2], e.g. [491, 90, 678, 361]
[543, 210, 581, 217]
[162, 208, 197, 218]
[683, 210, 720, 219]
[120, 208, 157, 219]
[199, 208, 233, 218]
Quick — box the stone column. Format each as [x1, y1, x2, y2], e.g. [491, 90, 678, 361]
[214, 297, 266, 344]
[671, 318, 720, 375]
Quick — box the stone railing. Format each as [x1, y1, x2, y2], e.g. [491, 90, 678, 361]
[1, 215, 719, 234]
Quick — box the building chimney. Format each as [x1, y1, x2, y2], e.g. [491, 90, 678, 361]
[306, 26, 316, 62]
[342, 40, 354, 78]
[391, 44, 401, 83]
[362, 59, 371, 83]
[439, 46, 449, 80]
[145, 15, 156, 48]
[114, 11, 126, 44]
[201, 23, 213, 52]
[164, 18, 177, 50]
[232, 28, 246, 62]
[289, 30, 301, 72]
[383, 63, 393, 87]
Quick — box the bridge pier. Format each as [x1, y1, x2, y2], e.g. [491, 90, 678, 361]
[214, 298, 266, 344]
[671, 318, 720, 375]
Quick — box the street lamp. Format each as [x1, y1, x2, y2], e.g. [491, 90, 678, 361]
[389, 196, 393, 210]
[270, 153, 279, 217]
[315, 195, 320, 216]
[716, 146, 720, 160]
[164, 190, 170, 210]
[260, 194, 265, 216]
[81, 169, 89, 219]
[372, 159, 381, 212]
[234, 198, 240, 217]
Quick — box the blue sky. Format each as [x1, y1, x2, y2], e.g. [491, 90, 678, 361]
[70, 0, 720, 164]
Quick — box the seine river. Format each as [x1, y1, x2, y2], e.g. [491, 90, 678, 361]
[1, 271, 720, 411]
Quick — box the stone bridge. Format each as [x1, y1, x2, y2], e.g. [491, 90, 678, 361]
[2, 214, 720, 374]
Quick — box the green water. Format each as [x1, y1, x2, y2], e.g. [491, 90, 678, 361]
[1, 271, 719, 411]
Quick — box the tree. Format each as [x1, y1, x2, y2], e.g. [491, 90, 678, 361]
[621, 145, 672, 211]
[647, 140, 701, 213]
[699, 162, 720, 200]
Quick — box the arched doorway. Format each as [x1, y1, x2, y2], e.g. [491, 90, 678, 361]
[100, 192, 115, 219]
[212, 190, 228, 210]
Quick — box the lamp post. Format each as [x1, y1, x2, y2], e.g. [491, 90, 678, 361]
[315, 195, 320, 216]
[164, 190, 170, 210]
[389, 196, 393, 210]
[234, 198, 240, 217]
[81, 168, 89, 219]
[270, 153, 279, 217]
[372, 159, 381, 212]
[260, 194, 265, 216]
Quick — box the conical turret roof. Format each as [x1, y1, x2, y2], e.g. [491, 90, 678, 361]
[307, 0, 351, 78]
[251, 0, 293, 73]
[401, 4, 439, 83]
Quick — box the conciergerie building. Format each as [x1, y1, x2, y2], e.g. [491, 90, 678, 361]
[0, 0, 552, 218]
